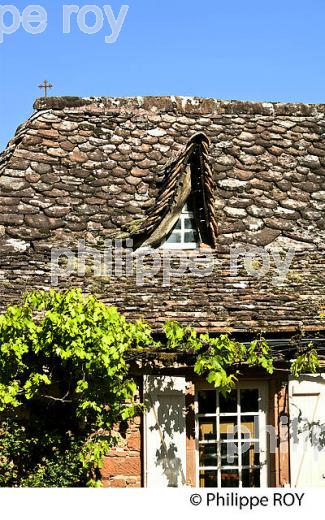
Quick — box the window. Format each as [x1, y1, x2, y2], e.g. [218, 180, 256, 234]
[160, 201, 200, 249]
[196, 382, 268, 487]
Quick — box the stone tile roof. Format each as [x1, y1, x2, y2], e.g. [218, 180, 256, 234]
[0, 96, 325, 333]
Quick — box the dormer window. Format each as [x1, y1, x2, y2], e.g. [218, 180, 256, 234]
[161, 199, 200, 249]
[133, 133, 218, 250]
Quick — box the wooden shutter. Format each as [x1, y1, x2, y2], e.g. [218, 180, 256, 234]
[143, 375, 187, 487]
[289, 374, 325, 487]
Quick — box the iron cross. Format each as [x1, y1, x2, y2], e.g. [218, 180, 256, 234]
[38, 80, 53, 98]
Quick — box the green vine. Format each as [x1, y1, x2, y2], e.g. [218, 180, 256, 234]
[290, 346, 320, 378]
[162, 322, 275, 394]
[0, 289, 156, 486]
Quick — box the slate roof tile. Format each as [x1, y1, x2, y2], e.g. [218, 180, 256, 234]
[0, 96, 325, 332]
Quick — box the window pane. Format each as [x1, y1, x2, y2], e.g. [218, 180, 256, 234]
[220, 416, 238, 440]
[184, 231, 197, 243]
[199, 444, 218, 467]
[221, 442, 239, 466]
[242, 468, 260, 487]
[184, 217, 196, 230]
[198, 390, 216, 414]
[199, 418, 216, 441]
[199, 470, 218, 487]
[166, 231, 181, 243]
[242, 443, 260, 467]
[219, 391, 237, 414]
[240, 416, 259, 439]
[221, 469, 239, 487]
[174, 219, 181, 230]
[240, 389, 259, 412]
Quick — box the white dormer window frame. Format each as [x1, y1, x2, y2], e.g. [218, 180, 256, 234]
[160, 203, 200, 250]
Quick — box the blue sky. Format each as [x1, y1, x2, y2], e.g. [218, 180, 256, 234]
[1, 0, 325, 151]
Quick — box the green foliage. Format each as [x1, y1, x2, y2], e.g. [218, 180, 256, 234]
[290, 347, 320, 378]
[194, 335, 274, 394]
[163, 325, 275, 394]
[0, 289, 156, 487]
[0, 420, 88, 487]
[163, 321, 201, 351]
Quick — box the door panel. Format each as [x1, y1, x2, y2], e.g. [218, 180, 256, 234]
[289, 374, 325, 487]
[144, 375, 186, 487]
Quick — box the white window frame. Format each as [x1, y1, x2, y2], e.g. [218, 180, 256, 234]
[160, 204, 200, 250]
[195, 380, 269, 487]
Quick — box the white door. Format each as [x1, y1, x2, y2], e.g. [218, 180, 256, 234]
[289, 374, 325, 487]
[143, 375, 187, 487]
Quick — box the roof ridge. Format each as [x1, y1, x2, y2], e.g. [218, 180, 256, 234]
[33, 95, 325, 116]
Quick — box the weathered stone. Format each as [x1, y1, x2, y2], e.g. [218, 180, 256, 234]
[48, 147, 67, 158]
[42, 139, 59, 148]
[274, 207, 299, 219]
[280, 197, 306, 211]
[278, 154, 297, 168]
[6, 226, 50, 240]
[312, 191, 325, 201]
[224, 207, 247, 218]
[56, 121, 79, 132]
[218, 178, 247, 189]
[299, 181, 320, 193]
[70, 149, 88, 163]
[148, 128, 166, 137]
[130, 167, 148, 178]
[30, 162, 52, 174]
[61, 141, 75, 152]
[44, 206, 70, 218]
[0, 196, 19, 206]
[238, 131, 255, 142]
[0, 238, 29, 252]
[9, 158, 30, 170]
[230, 168, 254, 181]
[300, 154, 321, 167]
[25, 171, 41, 183]
[17, 203, 38, 214]
[126, 176, 141, 186]
[0, 177, 28, 191]
[1, 214, 24, 225]
[38, 128, 60, 139]
[24, 214, 64, 230]
[265, 218, 294, 231]
[137, 159, 157, 169]
[247, 205, 273, 218]
[249, 227, 281, 246]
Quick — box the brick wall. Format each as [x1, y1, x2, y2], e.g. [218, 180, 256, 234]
[101, 416, 142, 488]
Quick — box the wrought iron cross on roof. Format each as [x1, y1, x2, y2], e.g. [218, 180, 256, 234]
[38, 80, 53, 98]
